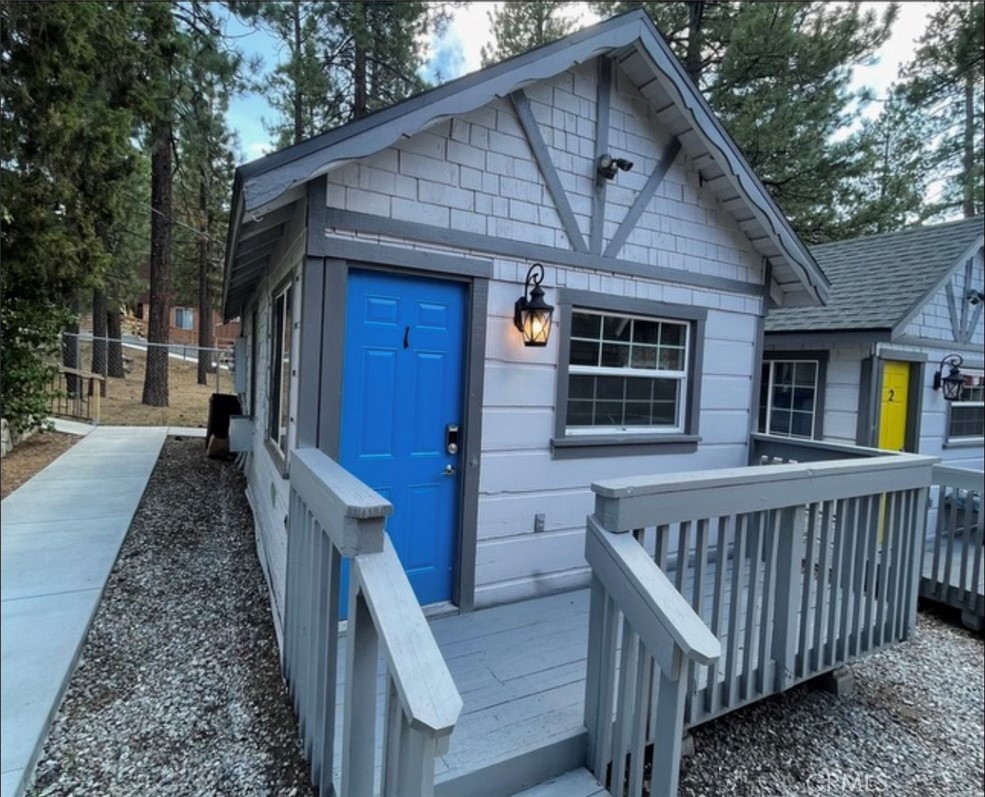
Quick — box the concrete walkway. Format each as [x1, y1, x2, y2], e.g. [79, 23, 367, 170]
[0, 425, 204, 797]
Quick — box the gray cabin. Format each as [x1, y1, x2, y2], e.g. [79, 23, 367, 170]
[222, 10, 828, 632]
[763, 218, 984, 469]
[219, 11, 966, 797]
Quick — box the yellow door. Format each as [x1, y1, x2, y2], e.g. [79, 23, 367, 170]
[878, 361, 910, 451]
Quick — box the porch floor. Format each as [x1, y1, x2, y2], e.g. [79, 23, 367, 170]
[328, 550, 833, 795]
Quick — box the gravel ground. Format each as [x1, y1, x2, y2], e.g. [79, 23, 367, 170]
[24, 438, 984, 797]
[28, 439, 315, 797]
[678, 608, 984, 796]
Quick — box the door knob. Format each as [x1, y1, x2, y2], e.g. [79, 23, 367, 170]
[442, 464, 456, 476]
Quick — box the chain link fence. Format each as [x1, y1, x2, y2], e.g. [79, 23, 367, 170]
[55, 332, 235, 427]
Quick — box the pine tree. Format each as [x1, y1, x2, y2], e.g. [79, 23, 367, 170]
[1, 1, 142, 430]
[592, 2, 895, 241]
[898, 1, 984, 219]
[480, 2, 579, 67]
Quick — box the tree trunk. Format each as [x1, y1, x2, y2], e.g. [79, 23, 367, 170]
[292, 0, 304, 144]
[196, 170, 214, 386]
[91, 288, 108, 397]
[962, 70, 975, 218]
[353, 3, 368, 120]
[685, 1, 706, 83]
[107, 308, 125, 378]
[61, 298, 81, 397]
[142, 113, 172, 407]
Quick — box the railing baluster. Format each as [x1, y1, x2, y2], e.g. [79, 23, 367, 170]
[627, 643, 652, 797]
[757, 510, 779, 695]
[826, 499, 847, 668]
[705, 515, 730, 717]
[651, 660, 689, 797]
[958, 487, 971, 603]
[837, 497, 860, 661]
[797, 503, 819, 677]
[929, 487, 947, 598]
[593, 592, 619, 782]
[689, 519, 710, 723]
[611, 619, 639, 793]
[811, 501, 834, 673]
[943, 489, 958, 603]
[742, 512, 763, 701]
[773, 505, 805, 691]
[342, 588, 379, 797]
[724, 514, 747, 708]
[382, 678, 402, 797]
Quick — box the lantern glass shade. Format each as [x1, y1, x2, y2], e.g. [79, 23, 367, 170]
[514, 265, 554, 347]
[941, 370, 964, 401]
[934, 354, 965, 401]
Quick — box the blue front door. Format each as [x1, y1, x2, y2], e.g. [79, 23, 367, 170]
[340, 269, 466, 607]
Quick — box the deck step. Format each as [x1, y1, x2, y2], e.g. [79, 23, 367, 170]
[435, 729, 587, 797]
[510, 767, 610, 797]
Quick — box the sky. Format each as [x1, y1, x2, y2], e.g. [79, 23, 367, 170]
[226, 1, 940, 163]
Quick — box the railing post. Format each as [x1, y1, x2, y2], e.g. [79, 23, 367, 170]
[773, 505, 806, 691]
[650, 653, 688, 797]
[342, 586, 379, 797]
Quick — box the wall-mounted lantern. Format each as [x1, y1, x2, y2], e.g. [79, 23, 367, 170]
[514, 263, 554, 347]
[933, 353, 965, 401]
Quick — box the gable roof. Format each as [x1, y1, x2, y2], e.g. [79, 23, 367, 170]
[765, 217, 984, 335]
[223, 9, 829, 319]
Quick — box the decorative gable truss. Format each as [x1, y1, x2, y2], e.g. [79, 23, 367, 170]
[945, 256, 985, 344]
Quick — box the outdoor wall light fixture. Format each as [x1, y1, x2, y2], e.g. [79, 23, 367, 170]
[933, 353, 965, 401]
[597, 153, 634, 180]
[514, 263, 554, 347]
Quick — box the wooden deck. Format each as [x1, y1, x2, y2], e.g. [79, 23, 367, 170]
[327, 547, 861, 796]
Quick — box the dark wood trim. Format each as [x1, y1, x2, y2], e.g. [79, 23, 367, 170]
[603, 138, 681, 259]
[323, 208, 763, 297]
[590, 58, 612, 256]
[317, 261, 347, 460]
[510, 90, 588, 253]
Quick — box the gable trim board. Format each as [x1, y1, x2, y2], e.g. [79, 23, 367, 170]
[223, 9, 830, 322]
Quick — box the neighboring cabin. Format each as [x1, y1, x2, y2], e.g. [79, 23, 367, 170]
[220, 11, 832, 642]
[763, 218, 984, 470]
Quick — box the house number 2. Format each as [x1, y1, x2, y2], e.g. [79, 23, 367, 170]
[887, 389, 895, 402]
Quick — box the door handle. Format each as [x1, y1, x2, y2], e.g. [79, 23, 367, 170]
[442, 464, 456, 476]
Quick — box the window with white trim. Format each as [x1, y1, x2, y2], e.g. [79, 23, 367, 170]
[566, 310, 689, 434]
[759, 359, 819, 438]
[948, 370, 984, 440]
[268, 282, 293, 457]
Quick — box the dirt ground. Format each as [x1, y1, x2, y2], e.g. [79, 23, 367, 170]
[1, 431, 81, 500]
[59, 344, 233, 428]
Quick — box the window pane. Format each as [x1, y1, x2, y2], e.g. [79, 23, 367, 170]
[770, 409, 792, 435]
[651, 400, 677, 425]
[790, 411, 813, 438]
[603, 315, 631, 341]
[601, 343, 629, 367]
[626, 378, 653, 400]
[660, 324, 684, 347]
[571, 312, 600, 338]
[631, 345, 657, 369]
[653, 379, 677, 401]
[569, 375, 595, 399]
[567, 400, 595, 426]
[596, 376, 624, 400]
[633, 319, 659, 344]
[659, 347, 684, 370]
[773, 362, 794, 385]
[570, 339, 599, 366]
[949, 405, 984, 438]
[772, 386, 792, 410]
[594, 401, 624, 425]
[792, 386, 815, 412]
[624, 402, 652, 425]
[794, 362, 817, 386]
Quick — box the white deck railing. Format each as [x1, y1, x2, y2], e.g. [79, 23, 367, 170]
[921, 465, 984, 628]
[284, 448, 462, 797]
[584, 452, 936, 796]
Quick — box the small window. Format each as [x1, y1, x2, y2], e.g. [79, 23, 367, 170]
[760, 359, 820, 439]
[268, 283, 294, 457]
[174, 307, 194, 330]
[948, 370, 984, 441]
[567, 310, 689, 433]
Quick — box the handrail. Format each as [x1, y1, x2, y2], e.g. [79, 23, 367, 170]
[354, 536, 463, 737]
[290, 446, 390, 555]
[933, 464, 984, 491]
[592, 454, 937, 530]
[749, 432, 889, 463]
[586, 515, 720, 669]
